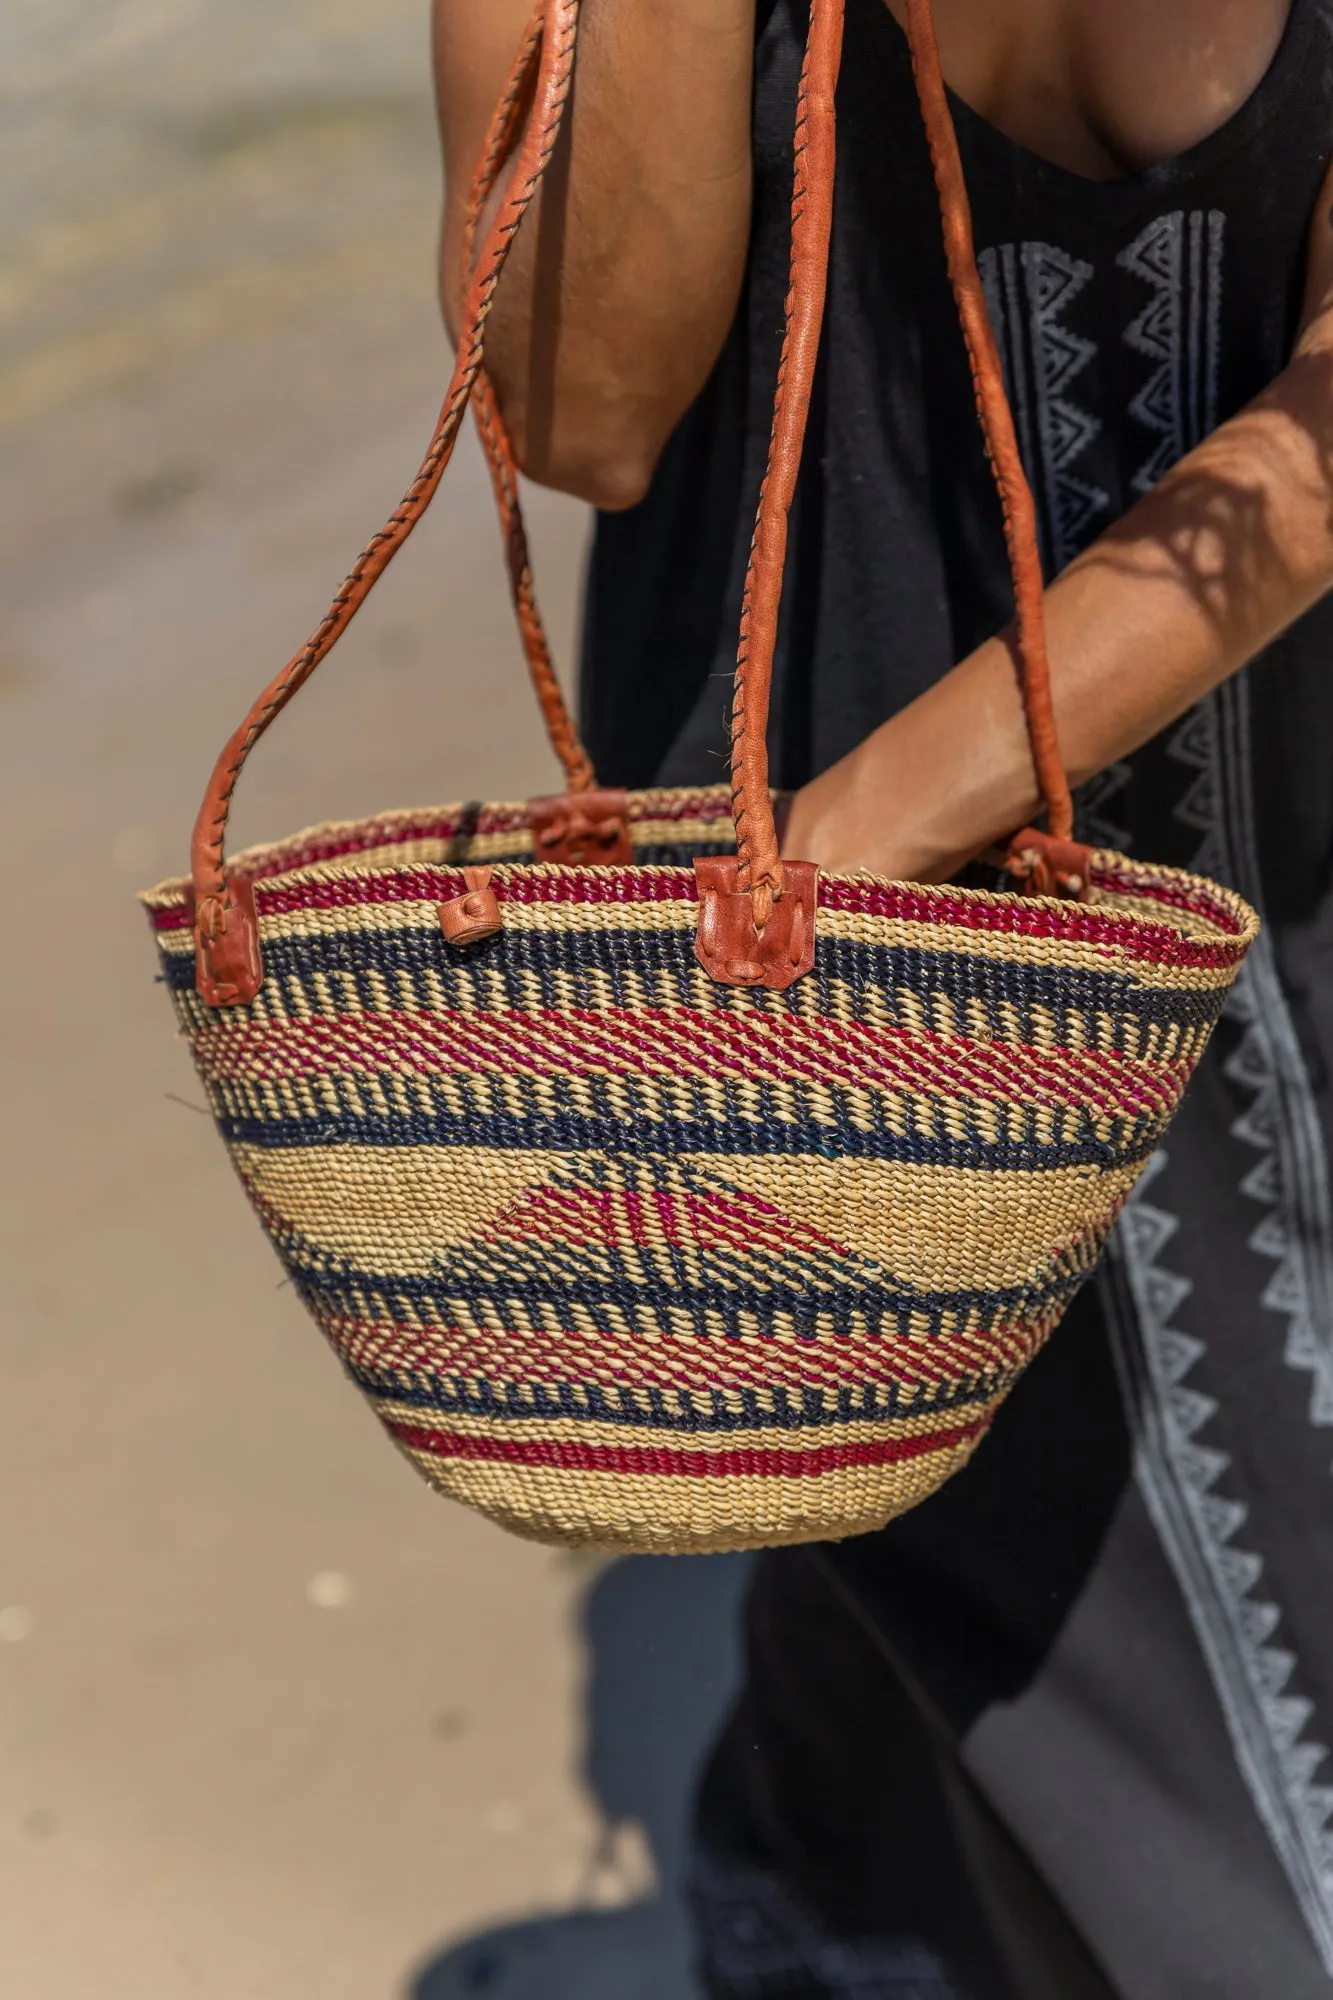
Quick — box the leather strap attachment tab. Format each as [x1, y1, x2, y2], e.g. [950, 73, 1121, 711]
[440, 865, 504, 945]
[192, 877, 263, 1008]
[694, 856, 817, 990]
[530, 789, 632, 866]
[1003, 827, 1093, 901]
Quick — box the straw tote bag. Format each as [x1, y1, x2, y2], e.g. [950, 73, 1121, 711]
[143, 0, 1258, 1553]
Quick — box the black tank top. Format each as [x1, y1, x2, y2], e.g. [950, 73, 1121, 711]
[580, 0, 1333, 923]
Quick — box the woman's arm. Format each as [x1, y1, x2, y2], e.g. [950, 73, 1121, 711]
[785, 159, 1333, 881]
[433, 0, 756, 509]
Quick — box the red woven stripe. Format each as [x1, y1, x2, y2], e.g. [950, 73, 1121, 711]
[266, 788, 729, 875]
[815, 876, 1249, 963]
[196, 1002, 1187, 1120]
[387, 1414, 990, 1478]
[325, 1301, 1047, 1396]
[255, 805, 531, 874]
[496, 1172, 861, 1274]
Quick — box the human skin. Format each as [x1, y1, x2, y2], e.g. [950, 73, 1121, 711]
[434, 0, 1333, 881]
[433, 0, 758, 510]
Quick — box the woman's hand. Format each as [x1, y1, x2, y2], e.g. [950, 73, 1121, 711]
[780, 630, 1040, 883]
[780, 741, 957, 883]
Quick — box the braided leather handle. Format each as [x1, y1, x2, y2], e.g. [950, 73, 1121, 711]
[728, 0, 843, 931]
[189, 0, 581, 975]
[726, 0, 1074, 911]
[903, 0, 1073, 843]
[461, 10, 596, 794]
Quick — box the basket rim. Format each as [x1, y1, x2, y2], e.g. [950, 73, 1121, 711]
[143, 784, 739, 900]
[141, 795, 1260, 964]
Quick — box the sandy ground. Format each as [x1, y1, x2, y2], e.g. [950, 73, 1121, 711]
[0, 7, 743, 1994]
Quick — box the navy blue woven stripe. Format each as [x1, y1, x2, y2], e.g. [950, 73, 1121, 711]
[212, 1085, 1155, 1170]
[161, 917, 1227, 1040]
[291, 1256, 1090, 1350]
[631, 840, 734, 866]
[344, 1357, 1028, 1431]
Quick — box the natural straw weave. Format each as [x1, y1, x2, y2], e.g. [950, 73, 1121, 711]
[143, 788, 1257, 1550]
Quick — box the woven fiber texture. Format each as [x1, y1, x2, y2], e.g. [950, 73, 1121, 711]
[143, 784, 1258, 1552]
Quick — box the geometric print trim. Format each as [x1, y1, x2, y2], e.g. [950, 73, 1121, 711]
[1172, 683, 1333, 1434]
[980, 240, 1110, 575]
[1120, 209, 1225, 497]
[1104, 1195, 1333, 1973]
[1111, 685, 1333, 1967]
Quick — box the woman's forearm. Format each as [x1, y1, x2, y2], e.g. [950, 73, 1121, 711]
[434, 0, 756, 509]
[785, 314, 1333, 881]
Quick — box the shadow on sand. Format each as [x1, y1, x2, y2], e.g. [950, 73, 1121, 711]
[411, 1552, 753, 2000]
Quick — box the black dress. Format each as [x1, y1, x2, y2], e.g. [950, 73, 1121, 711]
[581, 1, 1333, 1992]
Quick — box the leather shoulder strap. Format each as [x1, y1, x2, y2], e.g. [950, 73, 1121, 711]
[189, 0, 582, 939]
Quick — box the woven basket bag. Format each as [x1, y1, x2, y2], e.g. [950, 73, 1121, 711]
[143, 0, 1258, 1553]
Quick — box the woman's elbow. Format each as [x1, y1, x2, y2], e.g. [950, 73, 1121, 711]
[515, 431, 663, 513]
[560, 452, 660, 513]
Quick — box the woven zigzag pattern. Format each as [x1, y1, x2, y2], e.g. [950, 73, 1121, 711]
[144, 788, 1257, 1552]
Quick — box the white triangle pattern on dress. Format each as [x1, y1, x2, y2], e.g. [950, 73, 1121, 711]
[1105, 686, 1333, 1964]
[1110, 1159, 1333, 1965]
[1169, 690, 1333, 1433]
[1106, 203, 1333, 1963]
[978, 240, 1111, 575]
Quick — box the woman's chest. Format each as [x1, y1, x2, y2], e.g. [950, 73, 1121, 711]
[878, 0, 1291, 181]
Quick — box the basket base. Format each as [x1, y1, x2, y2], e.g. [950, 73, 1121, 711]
[389, 1422, 993, 1555]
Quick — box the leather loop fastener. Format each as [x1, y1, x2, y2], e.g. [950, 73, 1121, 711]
[1003, 827, 1094, 901]
[440, 866, 504, 945]
[530, 789, 632, 866]
[694, 856, 818, 990]
[189, 877, 263, 1008]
